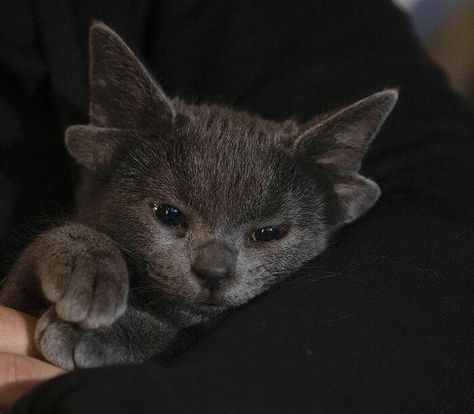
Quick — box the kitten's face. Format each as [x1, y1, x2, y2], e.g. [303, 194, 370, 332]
[67, 23, 397, 316]
[89, 110, 330, 313]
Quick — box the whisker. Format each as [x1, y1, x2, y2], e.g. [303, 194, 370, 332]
[108, 239, 144, 267]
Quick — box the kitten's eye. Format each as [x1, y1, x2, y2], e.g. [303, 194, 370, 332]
[252, 226, 283, 242]
[153, 204, 184, 226]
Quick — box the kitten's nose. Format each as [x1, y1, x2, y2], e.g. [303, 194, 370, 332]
[192, 242, 235, 290]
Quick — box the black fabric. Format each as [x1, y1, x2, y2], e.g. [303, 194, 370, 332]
[0, 0, 473, 412]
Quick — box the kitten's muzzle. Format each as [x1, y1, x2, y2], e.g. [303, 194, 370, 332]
[192, 241, 235, 291]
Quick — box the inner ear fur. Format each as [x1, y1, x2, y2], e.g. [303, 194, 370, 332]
[65, 125, 133, 171]
[333, 174, 381, 225]
[295, 89, 398, 172]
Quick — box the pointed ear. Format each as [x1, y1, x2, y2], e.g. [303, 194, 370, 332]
[89, 22, 175, 129]
[295, 90, 398, 171]
[294, 89, 398, 225]
[65, 125, 132, 171]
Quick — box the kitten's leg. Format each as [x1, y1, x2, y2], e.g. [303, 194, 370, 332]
[1, 224, 176, 369]
[0, 223, 129, 329]
[35, 307, 178, 369]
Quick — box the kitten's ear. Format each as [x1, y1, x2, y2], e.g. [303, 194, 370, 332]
[65, 125, 131, 170]
[89, 22, 175, 129]
[294, 89, 398, 225]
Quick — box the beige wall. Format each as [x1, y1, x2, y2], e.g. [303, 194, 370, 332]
[425, 2, 474, 105]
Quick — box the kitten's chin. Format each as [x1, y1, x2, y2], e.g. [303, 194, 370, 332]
[193, 301, 226, 315]
[160, 289, 229, 317]
[192, 292, 229, 314]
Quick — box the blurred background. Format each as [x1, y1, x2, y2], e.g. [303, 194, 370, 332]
[393, 0, 474, 106]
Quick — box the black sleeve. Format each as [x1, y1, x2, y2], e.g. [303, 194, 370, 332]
[13, 0, 474, 413]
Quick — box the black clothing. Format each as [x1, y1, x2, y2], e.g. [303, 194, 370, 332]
[0, 0, 472, 412]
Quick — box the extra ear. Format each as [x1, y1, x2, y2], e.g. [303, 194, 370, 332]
[89, 22, 175, 129]
[294, 89, 398, 225]
[65, 125, 132, 170]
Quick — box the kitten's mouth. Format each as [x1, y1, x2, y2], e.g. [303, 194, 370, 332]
[196, 294, 226, 312]
[199, 300, 222, 308]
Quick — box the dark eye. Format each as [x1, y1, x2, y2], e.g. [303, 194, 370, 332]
[153, 204, 184, 226]
[252, 226, 283, 242]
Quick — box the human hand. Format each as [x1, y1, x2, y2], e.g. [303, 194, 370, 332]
[0, 306, 65, 412]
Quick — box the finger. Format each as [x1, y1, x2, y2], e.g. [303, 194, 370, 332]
[0, 306, 38, 357]
[0, 352, 65, 411]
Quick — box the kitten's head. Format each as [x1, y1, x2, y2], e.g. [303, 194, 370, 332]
[66, 23, 397, 316]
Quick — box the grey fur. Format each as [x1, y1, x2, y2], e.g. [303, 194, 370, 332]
[0, 22, 398, 369]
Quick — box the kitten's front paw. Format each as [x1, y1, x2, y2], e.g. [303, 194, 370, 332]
[39, 242, 128, 329]
[35, 309, 125, 369]
[35, 309, 78, 370]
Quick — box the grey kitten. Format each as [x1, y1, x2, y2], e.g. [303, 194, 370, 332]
[0, 23, 397, 370]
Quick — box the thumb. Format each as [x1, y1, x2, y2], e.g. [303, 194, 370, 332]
[0, 306, 39, 357]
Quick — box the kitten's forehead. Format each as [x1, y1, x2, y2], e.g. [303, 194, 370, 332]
[172, 100, 298, 142]
[132, 103, 302, 223]
[175, 107, 297, 221]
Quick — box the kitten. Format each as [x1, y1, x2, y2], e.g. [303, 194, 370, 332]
[0, 23, 397, 370]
